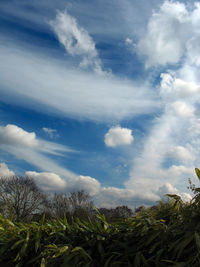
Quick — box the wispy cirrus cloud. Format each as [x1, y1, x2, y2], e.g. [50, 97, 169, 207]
[0, 43, 159, 123]
[49, 10, 106, 75]
[42, 127, 59, 139]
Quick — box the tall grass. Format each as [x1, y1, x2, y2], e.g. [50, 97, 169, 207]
[2, 169, 200, 266]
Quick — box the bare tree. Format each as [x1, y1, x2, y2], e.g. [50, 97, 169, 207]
[51, 190, 93, 221]
[114, 206, 133, 219]
[69, 190, 93, 220]
[99, 206, 133, 222]
[0, 176, 47, 221]
[52, 193, 71, 218]
[69, 190, 93, 211]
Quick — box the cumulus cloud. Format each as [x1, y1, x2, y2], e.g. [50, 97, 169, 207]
[166, 146, 194, 162]
[0, 124, 74, 156]
[0, 162, 15, 177]
[125, 68, 198, 198]
[67, 175, 101, 196]
[125, 107, 196, 194]
[0, 124, 38, 147]
[104, 126, 134, 147]
[95, 187, 160, 208]
[171, 101, 195, 118]
[50, 10, 104, 74]
[25, 169, 191, 207]
[137, 1, 189, 67]
[26, 171, 67, 191]
[26, 171, 100, 197]
[156, 183, 192, 202]
[136, 1, 200, 68]
[160, 72, 200, 100]
[156, 183, 179, 197]
[0, 124, 78, 182]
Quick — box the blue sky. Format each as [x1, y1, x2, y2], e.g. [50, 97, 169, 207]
[0, 0, 200, 207]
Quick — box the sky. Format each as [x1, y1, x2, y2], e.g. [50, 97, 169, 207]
[0, 0, 200, 208]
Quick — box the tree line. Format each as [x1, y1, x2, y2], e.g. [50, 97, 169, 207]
[0, 175, 133, 222]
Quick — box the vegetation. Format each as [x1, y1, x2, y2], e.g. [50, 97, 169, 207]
[1, 169, 200, 266]
[0, 176, 47, 222]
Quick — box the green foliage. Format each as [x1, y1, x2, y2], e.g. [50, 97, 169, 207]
[2, 168, 200, 266]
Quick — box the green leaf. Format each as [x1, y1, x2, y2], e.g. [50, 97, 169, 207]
[195, 168, 200, 181]
[166, 194, 181, 202]
[175, 234, 193, 259]
[40, 257, 45, 267]
[134, 252, 141, 267]
[162, 261, 186, 267]
[71, 246, 92, 261]
[104, 255, 115, 267]
[146, 232, 160, 246]
[35, 228, 41, 252]
[14, 231, 30, 261]
[195, 232, 200, 252]
[11, 239, 25, 250]
[40, 213, 46, 225]
[97, 240, 104, 256]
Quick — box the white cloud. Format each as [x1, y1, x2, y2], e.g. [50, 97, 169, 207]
[136, 1, 200, 68]
[160, 72, 200, 100]
[125, 68, 198, 198]
[156, 183, 179, 197]
[42, 127, 58, 139]
[50, 10, 104, 74]
[104, 126, 134, 147]
[166, 146, 194, 162]
[125, 38, 134, 45]
[0, 44, 158, 122]
[0, 124, 38, 147]
[156, 183, 192, 202]
[0, 163, 15, 177]
[125, 37, 137, 52]
[95, 187, 160, 208]
[26, 171, 67, 191]
[26, 171, 100, 196]
[137, 1, 189, 67]
[171, 101, 195, 118]
[186, 3, 200, 66]
[94, 182, 192, 208]
[0, 124, 78, 182]
[166, 165, 194, 178]
[67, 175, 101, 196]
[0, 124, 74, 156]
[180, 193, 192, 202]
[50, 10, 96, 57]
[125, 109, 196, 196]
[3, 140, 78, 182]
[2, 0, 199, 208]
